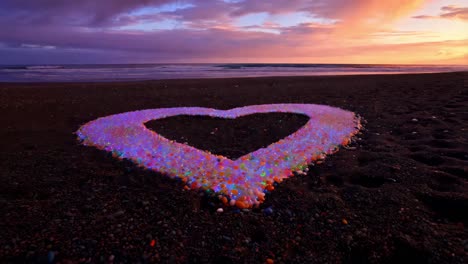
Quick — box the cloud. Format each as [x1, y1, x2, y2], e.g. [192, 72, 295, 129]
[412, 15, 435, 19]
[413, 5, 468, 20]
[440, 5, 468, 20]
[0, 0, 175, 26]
[0, 0, 464, 64]
[2, 20, 466, 64]
[0, 0, 426, 28]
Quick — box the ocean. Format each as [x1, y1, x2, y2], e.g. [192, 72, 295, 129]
[0, 63, 466, 82]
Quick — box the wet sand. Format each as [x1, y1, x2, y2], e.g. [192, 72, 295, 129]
[0, 72, 467, 263]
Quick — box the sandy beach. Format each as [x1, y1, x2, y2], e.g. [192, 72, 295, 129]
[1, 72, 467, 263]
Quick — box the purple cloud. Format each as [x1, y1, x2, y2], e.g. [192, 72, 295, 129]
[0, 0, 176, 26]
[413, 5, 468, 20]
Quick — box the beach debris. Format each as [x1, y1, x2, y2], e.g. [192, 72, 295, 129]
[266, 258, 274, 264]
[342, 218, 348, 225]
[77, 104, 361, 208]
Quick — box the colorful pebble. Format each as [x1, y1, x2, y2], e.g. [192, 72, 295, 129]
[76, 104, 361, 208]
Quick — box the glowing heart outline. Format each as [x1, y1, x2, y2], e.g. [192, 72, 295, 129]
[77, 104, 360, 208]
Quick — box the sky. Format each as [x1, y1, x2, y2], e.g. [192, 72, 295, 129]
[0, 0, 467, 65]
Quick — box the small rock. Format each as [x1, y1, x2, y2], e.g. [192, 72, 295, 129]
[263, 207, 274, 215]
[216, 208, 223, 213]
[411, 118, 418, 122]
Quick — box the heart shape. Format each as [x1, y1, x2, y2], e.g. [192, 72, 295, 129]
[76, 104, 361, 208]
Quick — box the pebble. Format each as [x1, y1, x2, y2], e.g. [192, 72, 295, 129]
[263, 207, 274, 215]
[109, 255, 115, 262]
[411, 118, 418, 122]
[216, 208, 223, 213]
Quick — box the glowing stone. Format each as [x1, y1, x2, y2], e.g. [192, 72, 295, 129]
[76, 104, 361, 208]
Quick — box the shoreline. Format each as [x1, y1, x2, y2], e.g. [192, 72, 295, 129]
[1, 70, 466, 87]
[1, 65, 467, 83]
[1, 72, 467, 263]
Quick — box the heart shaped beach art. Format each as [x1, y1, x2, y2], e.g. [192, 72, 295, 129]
[77, 104, 361, 208]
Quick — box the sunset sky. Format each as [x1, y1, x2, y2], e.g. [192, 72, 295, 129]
[0, 0, 467, 65]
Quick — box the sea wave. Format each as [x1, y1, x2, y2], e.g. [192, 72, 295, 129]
[26, 65, 64, 70]
[0, 63, 466, 82]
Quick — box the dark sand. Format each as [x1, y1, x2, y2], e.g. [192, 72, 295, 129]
[0, 72, 467, 263]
